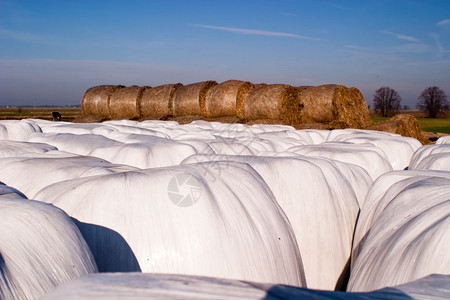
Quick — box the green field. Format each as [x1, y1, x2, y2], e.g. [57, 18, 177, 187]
[371, 117, 390, 123]
[416, 118, 450, 134]
[371, 117, 450, 134]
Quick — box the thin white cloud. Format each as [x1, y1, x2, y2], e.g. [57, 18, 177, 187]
[0, 28, 44, 42]
[396, 34, 419, 42]
[194, 24, 319, 40]
[342, 45, 372, 56]
[437, 19, 450, 27]
[381, 31, 419, 42]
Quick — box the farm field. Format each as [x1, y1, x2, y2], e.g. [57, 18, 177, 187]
[416, 118, 450, 134]
[0, 107, 81, 121]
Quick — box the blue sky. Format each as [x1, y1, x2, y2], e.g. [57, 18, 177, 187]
[0, 0, 449, 107]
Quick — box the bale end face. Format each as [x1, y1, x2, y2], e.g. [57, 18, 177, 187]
[167, 83, 183, 116]
[199, 81, 219, 116]
[332, 86, 373, 129]
[280, 86, 303, 125]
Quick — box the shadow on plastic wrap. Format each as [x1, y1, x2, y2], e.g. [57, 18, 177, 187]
[72, 218, 141, 273]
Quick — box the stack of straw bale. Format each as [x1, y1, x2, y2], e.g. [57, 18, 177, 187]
[80, 82, 376, 132]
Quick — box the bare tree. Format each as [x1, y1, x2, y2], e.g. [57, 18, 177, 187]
[416, 86, 449, 118]
[373, 87, 401, 117]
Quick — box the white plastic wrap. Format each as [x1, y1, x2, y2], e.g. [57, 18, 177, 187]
[436, 135, 450, 144]
[0, 154, 137, 198]
[35, 163, 306, 286]
[1, 118, 444, 295]
[328, 130, 421, 170]
[286, 142, 393, 180]
[0, 140, 57, 158]
[43, 273, 450, 300]
[348, 171, 450, 292]
[353, 170, 450, 255]
[28, 132, 197, 168]
[182, 154, 362, 289]
[0, 120, 42, 141]
[409, 144, 450, 171]
[0, 193, 97, 299]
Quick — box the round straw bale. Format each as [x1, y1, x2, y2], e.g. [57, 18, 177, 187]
[333, 86, 373, 128]
[299, 85, 372, 128]
[298, 84, 336, 124]
[366, 114, 430, 145]
[205, 80, 254, 118]
[173, 81, 218, 117]
[140, 83, 182, 118]
[81, 85, 124, 118]
[243, 84, 302, 125]
[109, 86, 148, 120]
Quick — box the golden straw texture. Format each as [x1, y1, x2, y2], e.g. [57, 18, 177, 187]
[109, 86, 148, 120]
[205, 80, 254, 118]
[243, 84, 302, 125]
[173, 81, 218, 117]
[81, 85, 124, 118]
[140, 83, 182, 118]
